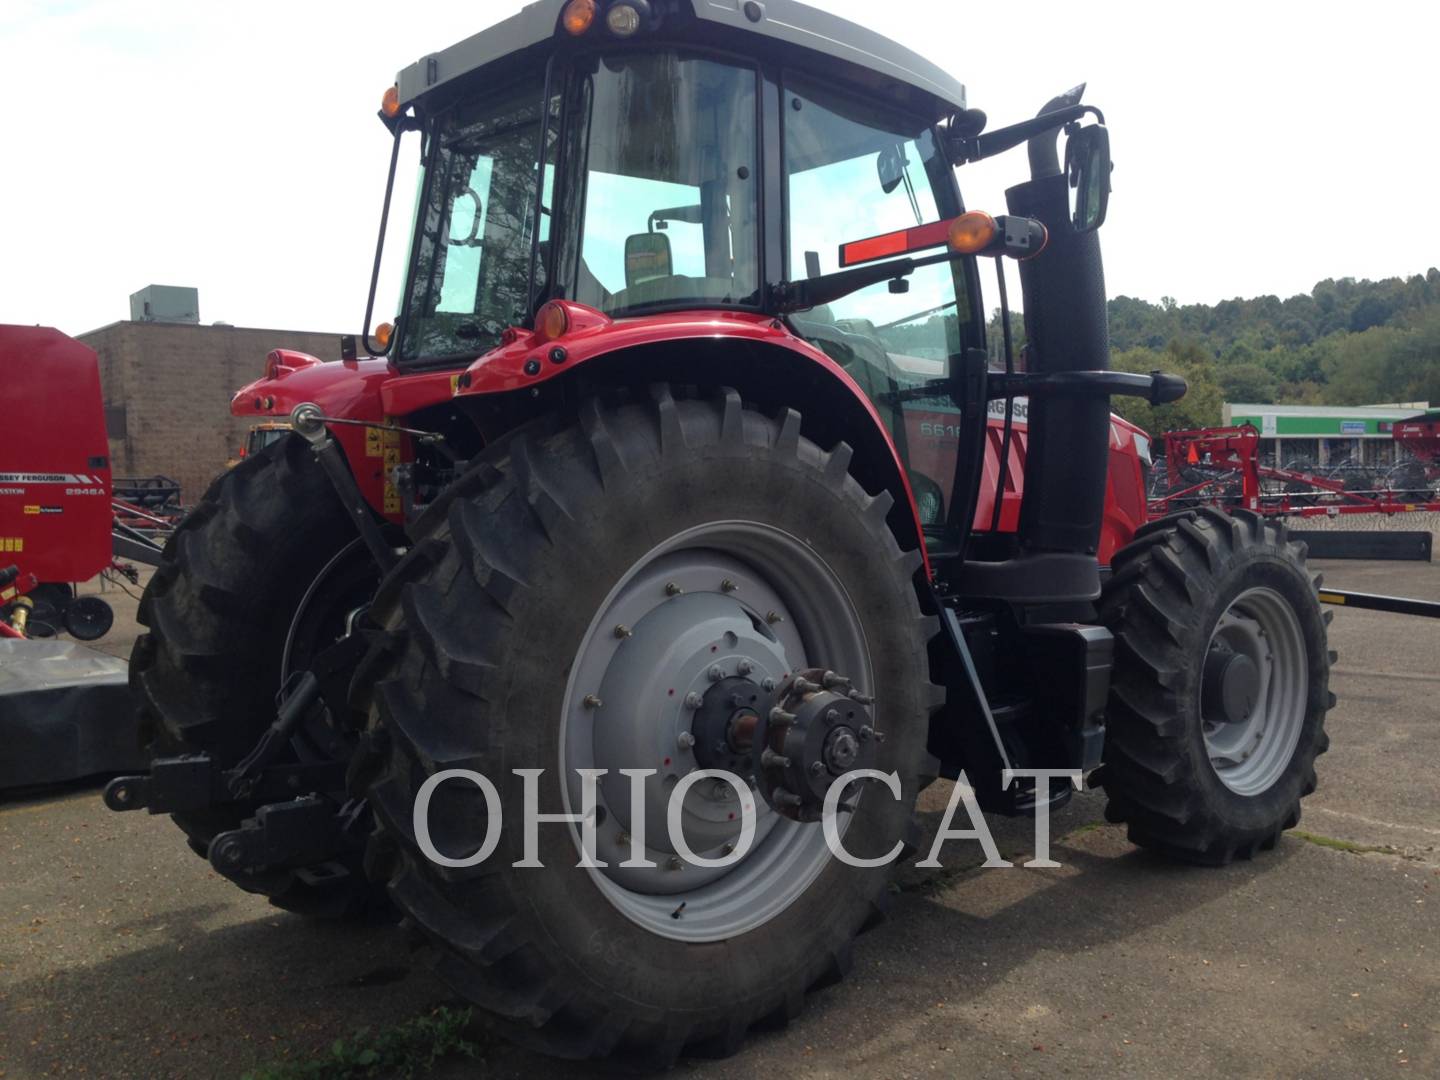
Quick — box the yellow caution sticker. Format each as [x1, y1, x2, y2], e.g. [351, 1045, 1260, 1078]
[1318, 591, 1345, 605]
[1, 537, 23, 553]
[365, 426, 384, 458]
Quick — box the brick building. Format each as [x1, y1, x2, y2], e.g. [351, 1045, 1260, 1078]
[79, 320, 345, 504]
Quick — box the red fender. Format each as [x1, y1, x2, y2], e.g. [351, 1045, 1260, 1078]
[452, 302, 933, 576]
[231, 353, 448, 523]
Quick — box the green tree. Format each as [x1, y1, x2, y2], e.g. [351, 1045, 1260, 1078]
[1217, 362, 1279, 404]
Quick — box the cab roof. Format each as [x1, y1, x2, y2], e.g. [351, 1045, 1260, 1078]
[395, 0, 966, 116]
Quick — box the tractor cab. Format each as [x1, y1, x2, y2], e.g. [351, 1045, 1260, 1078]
[365, 0, 1133, 573]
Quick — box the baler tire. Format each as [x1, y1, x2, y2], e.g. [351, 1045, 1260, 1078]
[1096, 506, 1334, 865]
[131, 434, 384, 917]
[352, 387, 941, 1066]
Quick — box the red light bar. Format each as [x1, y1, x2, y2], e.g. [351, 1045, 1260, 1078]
[839, 218, 954, 268]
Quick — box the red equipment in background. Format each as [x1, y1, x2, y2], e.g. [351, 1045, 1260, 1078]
[0, 326, 122, 639]
[1394, 411, 1440, 481]
[1149, 423, 1440, 519]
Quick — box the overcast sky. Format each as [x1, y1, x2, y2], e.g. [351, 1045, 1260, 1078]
[4, 0, 1438, 336]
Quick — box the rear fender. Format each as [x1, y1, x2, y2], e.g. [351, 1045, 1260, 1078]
[231, 352, 452, 523]
[452, 305, 931, 575]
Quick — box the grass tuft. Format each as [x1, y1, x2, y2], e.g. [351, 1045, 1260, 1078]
[241, 1005, 482, 1080]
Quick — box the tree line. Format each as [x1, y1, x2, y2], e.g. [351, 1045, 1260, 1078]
[983, 268, 1440, 435]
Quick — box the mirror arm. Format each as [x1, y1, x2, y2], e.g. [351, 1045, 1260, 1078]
[950, 104, 1103, 166]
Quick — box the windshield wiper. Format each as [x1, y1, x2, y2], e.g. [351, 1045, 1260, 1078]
[771, 249, 952, 314]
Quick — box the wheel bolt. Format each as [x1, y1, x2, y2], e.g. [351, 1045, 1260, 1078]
[766, 610, 784, 624]
[737, 658, 753, 675]
[708, 665, 724, 682]
[583, 694, 603, 709]
[666, 856, 684, 871]
[809, 760, 826, 777]
[721, 841, 735, 856]
[762, 748, 791, 769]
[666, 582, 684, 596]
[613, 624, 632, 639]
[684, 692, 703, 709]
[761, 677, 776, 692]
[769, 707, 796, 727]
[721, 579, 738, 593]
[676, 731, 696, 750]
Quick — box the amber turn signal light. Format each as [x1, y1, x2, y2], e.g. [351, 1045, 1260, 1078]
[535, 302, 569, 341]
[375, 322, 394, 349]
[562, 0, 597, 34]
[380, 85, 400, 118]
[947, 212, 998, 255]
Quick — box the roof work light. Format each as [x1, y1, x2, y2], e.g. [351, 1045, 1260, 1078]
[606, 0, 652, 36]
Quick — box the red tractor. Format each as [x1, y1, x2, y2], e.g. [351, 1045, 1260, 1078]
[109, 0, 1332, 1064]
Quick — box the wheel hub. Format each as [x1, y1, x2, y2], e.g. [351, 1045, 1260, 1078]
[1202, 644, 1260, 726]
[691, 675, 765, 776]
[752, 668, 879, 822]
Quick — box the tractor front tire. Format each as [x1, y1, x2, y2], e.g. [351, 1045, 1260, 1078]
[1097, 507, 1334, 864]
[131, 434, 383, 916]
[353, 388, 940, 1065]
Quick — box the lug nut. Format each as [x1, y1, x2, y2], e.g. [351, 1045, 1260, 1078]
[766, 610, 784, 624]
[613, 624, 632, 639]
[769, 707, 796, 727]
[721, 579, 738, 593]
[761, 748, 791, 769]
[772, 788, 803, 809]
[849, 690, 875, 705]
[676, 731, 696, 750]
[583, 694, 603, 709]
[795, 678, 822, 694]
[761, 677, 777, 692]
[666, 582, 684, 596]
[666, 856, 684, 871]
[737, 658, 753, 675]
[825, 707, 839, 723]
[822, 671, 851, 690]
[684, 692, 703, 710]
[809, 760, 826, 776]
[708, 665, 724, 682]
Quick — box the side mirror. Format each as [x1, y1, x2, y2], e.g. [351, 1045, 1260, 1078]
[1064, 124, 1111, 232]
[876, 144, 906, 195]
[624, 232, 673, 289]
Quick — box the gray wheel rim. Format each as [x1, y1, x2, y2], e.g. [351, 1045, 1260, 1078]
[1202, 586, 1307, 796]
[559, 521, 872, 943]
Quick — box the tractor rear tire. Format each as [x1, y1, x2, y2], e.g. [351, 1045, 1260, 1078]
[352, 388, 940, 1065]
[131, 434, 383, 916]
[1097, 507, 1334, 864]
